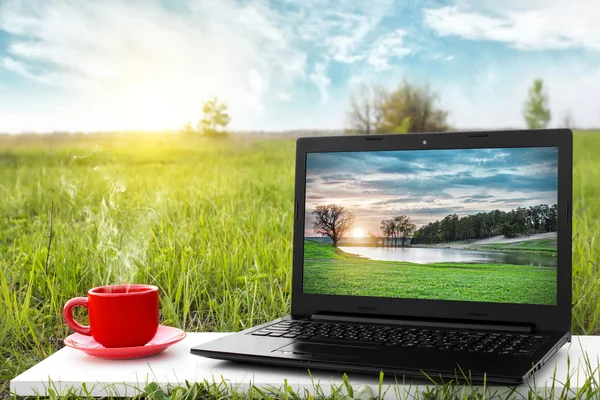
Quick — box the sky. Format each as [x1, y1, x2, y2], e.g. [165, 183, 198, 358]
[1, 0, 600, 133]
[304, 147, 558, 237]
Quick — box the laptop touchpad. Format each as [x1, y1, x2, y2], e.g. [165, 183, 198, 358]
[274, 341, 377, 359]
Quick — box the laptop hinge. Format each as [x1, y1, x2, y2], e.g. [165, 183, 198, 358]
[311, 314, 533, 333]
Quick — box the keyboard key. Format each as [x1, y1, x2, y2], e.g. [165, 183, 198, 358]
[296, 334, 312, 339]
[252, 321, 547, 355]
[266, 327, 290, 332]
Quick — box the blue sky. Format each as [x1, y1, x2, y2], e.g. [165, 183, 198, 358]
[1, 0, 600, 133]
[304, 147, 558, 236]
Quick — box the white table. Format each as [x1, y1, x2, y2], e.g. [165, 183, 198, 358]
[10, 333, 600, 398]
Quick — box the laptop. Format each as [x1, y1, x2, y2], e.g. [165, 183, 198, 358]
[191, 128, 572, 385]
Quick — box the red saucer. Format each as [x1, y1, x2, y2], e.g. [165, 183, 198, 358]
[64, 325, 186, 359]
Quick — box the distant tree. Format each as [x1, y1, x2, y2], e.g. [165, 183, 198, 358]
[393, 216, 405, 246]
[524, 79, 551, 129]
[379, 80, 450, 134]
[346, 83, 386, 134]
[380, 219, 395, 247]
[412, 220, 441, 245]
[380, 216, 416, 246]
[561, 109, 574, 129]
[440, 214, 459, 242]
[367, 231, 380, 247]
[181, 121, 195, 135]
[312, 205, 355, 247]
[412, 203, 557, 245]
[393, 217, 402, 246]
[394, 215, 416, 246]
[501, 223, 519, 238]
[510, 207, 528, 235]
[546, 204, 558, 232]
[199, 97, 231, 137]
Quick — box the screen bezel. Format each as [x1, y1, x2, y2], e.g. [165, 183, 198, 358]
[291, 129, 572, 332]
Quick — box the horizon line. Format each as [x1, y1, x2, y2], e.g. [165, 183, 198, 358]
[1, 127, 597, 136]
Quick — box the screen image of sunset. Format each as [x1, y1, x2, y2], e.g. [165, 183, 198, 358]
[303, 147, 559, 305]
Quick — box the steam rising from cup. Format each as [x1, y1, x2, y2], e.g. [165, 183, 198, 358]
[61, 148, 159, 287]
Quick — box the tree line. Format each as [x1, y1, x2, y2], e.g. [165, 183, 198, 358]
[183, 78, 564, 139]
[346, 78, 568, 135]
[412, 204, 558, 245]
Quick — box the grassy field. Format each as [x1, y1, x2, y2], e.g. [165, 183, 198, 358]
[472, 238, 557, 254]
[0, 131, 599, 396]
[0, 133, 295, 393]
[303, 240, 556, 304]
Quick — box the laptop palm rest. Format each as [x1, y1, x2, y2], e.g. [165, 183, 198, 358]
[274, 341, 376, 359]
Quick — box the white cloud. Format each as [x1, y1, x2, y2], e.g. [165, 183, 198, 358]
[1, 57, 40, 81]
[368, 29, 412, 70]
[326, 15, 379, 63]
[423, 1, 600, 51]
[1, 56, 99, 89]
[282, 0, 395, 64]
[0, 0, 307, 132]
[437, 61, 600, 130]
[309, 58, 332, 104]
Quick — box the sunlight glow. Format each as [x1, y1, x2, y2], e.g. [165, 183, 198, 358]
[353, 228, 365, 237]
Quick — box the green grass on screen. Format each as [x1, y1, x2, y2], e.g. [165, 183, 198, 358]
[303, 240, 556, 304]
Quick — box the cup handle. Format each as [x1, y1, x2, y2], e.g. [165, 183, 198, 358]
[63, 297, 92, 336]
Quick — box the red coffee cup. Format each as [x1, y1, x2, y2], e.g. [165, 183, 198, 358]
[63, 284, 159, 348]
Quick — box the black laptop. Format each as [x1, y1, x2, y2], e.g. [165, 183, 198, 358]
[191, 128, 572, 385]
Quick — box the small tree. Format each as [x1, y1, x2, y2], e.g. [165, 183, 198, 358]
[561, 109, 574, 129]
[199, 97, 231, 137]
[181, 121, 196, 135]
[367, 231, 380, 247]
[524, 79, 551, 129]
[346, 83, 386, 135]
[311, 205, 355, 247]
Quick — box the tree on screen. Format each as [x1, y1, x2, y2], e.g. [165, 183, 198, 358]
[394, 215, 417, 246]
[367, 231, 381, 247]
[312, 205, 355, 247]
[380, 215, 416, 247]
[380, 219, 396, 246]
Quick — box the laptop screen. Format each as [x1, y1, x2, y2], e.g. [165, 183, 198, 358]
[303, 147, 558, 306]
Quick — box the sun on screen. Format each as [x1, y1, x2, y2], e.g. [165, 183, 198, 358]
[353, 228, 365, 238]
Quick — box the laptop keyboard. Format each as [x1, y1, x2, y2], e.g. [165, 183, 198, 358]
[251, 320, 546, 356]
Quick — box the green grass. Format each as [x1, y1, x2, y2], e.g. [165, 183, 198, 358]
[0, 131, 599, 398]
[303, 241, 556, 304]
[0, 133, 295, 395]
[304, 239, 364, 260]
[473, 238, 557, 254]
